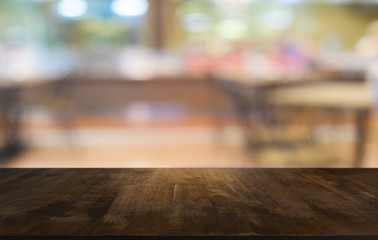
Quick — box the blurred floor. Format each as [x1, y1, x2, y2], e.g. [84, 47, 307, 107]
[2, 111, 378, 168]
[3, 143, 249, 168]
[1, 119, 251, 168]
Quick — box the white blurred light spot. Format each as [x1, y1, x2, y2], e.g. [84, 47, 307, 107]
[125, 103, 152, 123]
[118, 48, 156, 80]
[324, 0, 352, 4]
[215, 18, 249, 39]
[260, 9, 294, 30]
[180, 13, 212, 33]
[4, 47, 38, 82]
[57, 0, 88, 18]
[212, 0, 259, 10]
[275, 0, 307, 5]
[119, 58, 155, 80]
[214, 0, 260, 3]
[111, 0, 149, 17]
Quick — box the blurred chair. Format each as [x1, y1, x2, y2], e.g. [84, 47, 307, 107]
[0, 85, 23, 160]
[19, 73, 79, 148]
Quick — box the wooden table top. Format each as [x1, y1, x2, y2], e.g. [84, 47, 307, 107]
[267, 82, 372, 109]
[0, 168, 377, 239]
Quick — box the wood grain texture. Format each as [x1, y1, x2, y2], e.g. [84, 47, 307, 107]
[0, 169, 377, 239]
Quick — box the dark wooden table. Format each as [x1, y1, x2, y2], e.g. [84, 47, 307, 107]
[1, 168, 377, 239]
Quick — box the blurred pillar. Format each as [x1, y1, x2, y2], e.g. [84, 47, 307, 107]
[146, 0, 178, 50]
[147, 0, 164, 49]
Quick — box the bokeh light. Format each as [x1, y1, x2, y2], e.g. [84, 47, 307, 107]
[180, 13, 212, 33]
[111, 0, 149, 17]
[259, 9, 294, 30]
[215, 16, 249, 39]
[57, 0, 88, 18]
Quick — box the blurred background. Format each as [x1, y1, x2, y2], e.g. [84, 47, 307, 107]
[1, 0, 378, 168]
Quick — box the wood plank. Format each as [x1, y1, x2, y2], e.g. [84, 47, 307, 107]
[0, 168, 377, 239]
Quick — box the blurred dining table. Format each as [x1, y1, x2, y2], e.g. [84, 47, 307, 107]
[267, 82, 372, 167]
[267, 82, 371, 109]
[214, 72, 374, 167]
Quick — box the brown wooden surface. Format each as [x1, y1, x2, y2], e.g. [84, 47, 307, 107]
[0, 168, 377, 239]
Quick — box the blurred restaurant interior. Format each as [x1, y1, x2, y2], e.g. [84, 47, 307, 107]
[1, 0, 378, 168]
